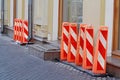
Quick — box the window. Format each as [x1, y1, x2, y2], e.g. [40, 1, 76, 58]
[58, 0, 83, 39]
[63, 0, 83, 24]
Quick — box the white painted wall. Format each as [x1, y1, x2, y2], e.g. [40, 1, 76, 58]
[105, 0, 114, 56]
[16, 0, 22, 18]
[0, 0, 1, 19]
[83, 0, 101, 38]
[10, 0, 14, 27]
[33, 0, 48, 25]
[52, 0, 59, 40]
[24, 0, 28, 20]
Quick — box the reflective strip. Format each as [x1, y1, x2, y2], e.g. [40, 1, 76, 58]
[14, 28, 16, 35]
[100, 32, 106, 49]
[23, 23, 28, 31]
[63, 42, 68, 54]
[79, 47, 83, 57]
[87, 49, 93, 64]
[24, 33, 28, 39]
[71, 45, 76, 57]
[80, 29, 84, 40]
[19, 22, 22, 27]
[98, 51, 105, 69]
[86, 31, 93, 46]
[70, 28, 77, 41]
[14, 22, 16, 26]
[63, 28, 69, 38]
[16, 22, 19, 26]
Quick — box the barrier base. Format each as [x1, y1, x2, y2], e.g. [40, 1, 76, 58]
[20, 41, 34, 45]
[20, 39, 34, 45]
[55, 59, 113, 77]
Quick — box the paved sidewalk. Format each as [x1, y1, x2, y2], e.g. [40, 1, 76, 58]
[0, 35, 119, 80]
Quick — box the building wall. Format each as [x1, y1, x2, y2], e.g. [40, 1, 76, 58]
[83, 0, 101, 36]
[0, 0, 1, 19]
[24, 0, 28, 20]
[33, 0, 49, 38]
[10, 0, 14, 27]
[0, 0, 1, 25]
[105, 0, 114, 56]
[16, 0, 24, 19]
[47, 0, 53, 39]
[52, 0, 59, 40]
[83, 0, 113, 56]
[33, 0, 59, 40]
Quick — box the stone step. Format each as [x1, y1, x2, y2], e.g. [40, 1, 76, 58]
[28, 42, 60, 61]
[107, 56, 120, 78]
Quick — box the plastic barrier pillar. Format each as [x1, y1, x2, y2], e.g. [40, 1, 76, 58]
[22, 20, 28, 44]
[14, 19, 17, 41]
[75, 24, 86, 65]
[67, 23, 78, 62]
[92, 26, 108, 74]
[60, 22, 70, 60]
[82, 25, 94, 69]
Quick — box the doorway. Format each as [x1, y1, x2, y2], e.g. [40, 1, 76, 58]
[113, 0, 120, 51]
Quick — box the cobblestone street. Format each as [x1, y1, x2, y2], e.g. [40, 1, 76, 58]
[0, 35, 119, 80]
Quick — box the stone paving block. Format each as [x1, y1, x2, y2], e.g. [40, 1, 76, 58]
[0, 35, 119, 80]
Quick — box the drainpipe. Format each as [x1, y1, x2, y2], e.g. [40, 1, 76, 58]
[1, 0, 4, 33]
[28, 0, 33, 41]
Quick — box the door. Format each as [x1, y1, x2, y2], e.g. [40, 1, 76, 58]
[113, 0, 120, 50]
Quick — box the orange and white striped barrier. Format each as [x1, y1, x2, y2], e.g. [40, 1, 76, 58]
[17, 19, 21, 42]
[67, 23, 78, 62]
[14, 19, 19, 42]
[75, 24, 86, 65]
[82, 25, 94, 69]
[19, 19, 23, 43]
[13, 19, 29, 44]
[60, 22, 70, 60]
[92, 26, 108, 74]
[13, 19, 17, 41]
[22, 20, 28, 43]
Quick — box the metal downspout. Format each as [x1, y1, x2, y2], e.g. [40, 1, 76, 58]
[28, 0, 33, 41]
[1, 0, 4, 33]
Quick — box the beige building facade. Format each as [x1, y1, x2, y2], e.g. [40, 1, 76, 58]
[1, 0, 120, 77]
[0, 0, 116, 56]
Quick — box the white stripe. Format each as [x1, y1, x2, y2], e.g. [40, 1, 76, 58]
[79, 47, 83, 57]
[86, 49, 93, 64]
[23, 23, 28, 31]
[71, 45, 76, 57]
[19, 32, 21, 36]
[100, 32, 106, 49]
[17, 22, 19, 26]
[15, 22, 16, 26]
[63, 42, 68, 54]
[98, 51, 105, 69]
[24, 33, 28, 39]
[14, 29, 16, 35]
[63, 28, 69, 38]
[70, 28, 77, 41]
[86, 30, 93, 46]
[80, 29, 84, 40]
[19, 22, 22, 27]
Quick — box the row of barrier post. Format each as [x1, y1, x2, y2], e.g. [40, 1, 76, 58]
[60, 22, 108, 74]
[13, 19, 28, 44]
